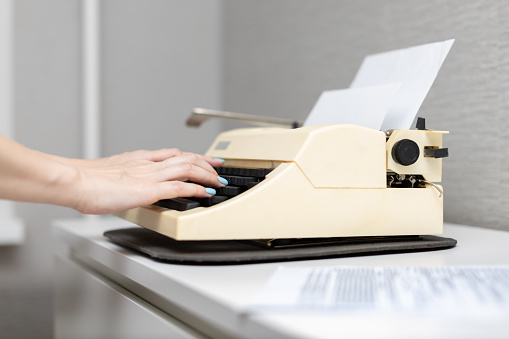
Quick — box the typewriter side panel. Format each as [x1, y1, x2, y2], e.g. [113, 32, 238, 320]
[387, 129, 448, 182]
[294, 125, 386, 188]
[115, 205, 180, 239]
[159, 163, 443, 240]
[116, 162, 442, 240]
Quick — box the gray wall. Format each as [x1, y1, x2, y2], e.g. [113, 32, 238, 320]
[2, 1, 82, 338]
[223, 0, 509, 231]
[1, 1, 223, 338]
[101, 0, 223, 156]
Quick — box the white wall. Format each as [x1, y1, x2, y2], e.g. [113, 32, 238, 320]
[0, 0, 13, 218]
[0, 0, 13, 139]
[0, 1, 223, 337]
[0, 0, 24, 245]
[101, 0, 223, 156]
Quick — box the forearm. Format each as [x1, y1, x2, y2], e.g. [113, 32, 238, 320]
[0, 134, 225, 215]
[0, 134, 80, 209]
[41, 152, 106, 167]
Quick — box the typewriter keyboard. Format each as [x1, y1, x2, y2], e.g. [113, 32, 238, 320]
[153, 167, 273, 211]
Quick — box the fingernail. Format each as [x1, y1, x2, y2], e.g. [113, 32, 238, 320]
[205, 187, 216, 195]
[213, 158, 225, 163]
[217, 176, 228, 185]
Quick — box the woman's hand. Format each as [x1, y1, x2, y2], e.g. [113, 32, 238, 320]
[70, 149, 226, 214]
[0, 133, 226, 215]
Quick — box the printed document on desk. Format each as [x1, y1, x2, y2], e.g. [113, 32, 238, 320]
[248, 266, 509, 316]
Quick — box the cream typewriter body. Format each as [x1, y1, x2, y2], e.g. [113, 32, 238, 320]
[115, 123, 448, 241]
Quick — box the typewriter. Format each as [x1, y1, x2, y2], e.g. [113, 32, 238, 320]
[114, 110, 448, 241]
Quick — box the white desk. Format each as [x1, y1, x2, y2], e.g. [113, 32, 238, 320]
[53, 218, 509, 339]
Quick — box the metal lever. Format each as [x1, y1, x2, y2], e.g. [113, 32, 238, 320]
[186, 108, 303, 128]
[417, 179, 443, 197]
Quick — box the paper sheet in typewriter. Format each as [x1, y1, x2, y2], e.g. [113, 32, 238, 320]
[305, 39, 454, 131]
[350, 39, 454, 131]
[303, 83, 400, 129]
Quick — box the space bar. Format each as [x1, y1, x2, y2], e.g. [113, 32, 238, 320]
[153, 198, 200, 211]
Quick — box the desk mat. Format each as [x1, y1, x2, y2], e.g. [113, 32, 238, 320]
[104, 227, 457, 265]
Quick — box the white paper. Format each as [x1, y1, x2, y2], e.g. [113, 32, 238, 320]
[249, 266, 509, 315]
[303, 83, 400, 130]
[350, 39, 454, 131]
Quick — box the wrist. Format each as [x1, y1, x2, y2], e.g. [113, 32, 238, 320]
[39, 160, 84, 211]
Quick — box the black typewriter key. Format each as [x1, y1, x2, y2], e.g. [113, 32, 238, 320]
[199, 195, 229, 207]
[245, 181, 259, 189]
[218, 186, 243, 196]
[237, 168, 248, 176]
[215, 167, 232, 175]
[215, 167, 272, 179]
[228, 167, 251, 177]
[221, 175, 257, 186]
[153, 198, 200, 211]
[253, 168, 268, 178]
[240, 168, 266, 178]
[230, 168, 245, 176]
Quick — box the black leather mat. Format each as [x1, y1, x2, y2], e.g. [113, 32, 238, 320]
[104, 227, 457, 265]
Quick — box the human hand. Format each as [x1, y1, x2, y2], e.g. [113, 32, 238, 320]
[68, 149, 226, 214]
[1, 134, 226, 214]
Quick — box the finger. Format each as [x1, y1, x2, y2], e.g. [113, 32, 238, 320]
[196, 154, 224, 168]
[167, 162, 225, 187]
[143, 148, 183, 162]
[164, 153, 218, 176]
[161, 162, 225, 188]
[156, 181, 215, 200]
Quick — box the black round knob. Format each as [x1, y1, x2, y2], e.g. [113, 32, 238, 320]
[392, 139, 420, 166]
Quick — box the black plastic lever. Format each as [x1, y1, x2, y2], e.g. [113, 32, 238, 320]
[416, 117, 426, 130]
[424, 148, 449, 158]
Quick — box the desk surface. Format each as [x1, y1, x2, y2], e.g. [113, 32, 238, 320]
[53, 218, 509, 339]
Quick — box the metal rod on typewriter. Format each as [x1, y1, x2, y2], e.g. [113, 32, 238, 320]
[187, 108, 303, 128]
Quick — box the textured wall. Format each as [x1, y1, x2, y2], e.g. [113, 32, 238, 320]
[223, 0, 509, 230]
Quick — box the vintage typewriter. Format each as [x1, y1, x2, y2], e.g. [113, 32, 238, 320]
[114, 109, 449, 242]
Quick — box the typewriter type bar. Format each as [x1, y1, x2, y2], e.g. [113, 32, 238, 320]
[115, 124, 448, 241]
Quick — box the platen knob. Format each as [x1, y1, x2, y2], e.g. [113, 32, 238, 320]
[392, 139, 420, 166]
